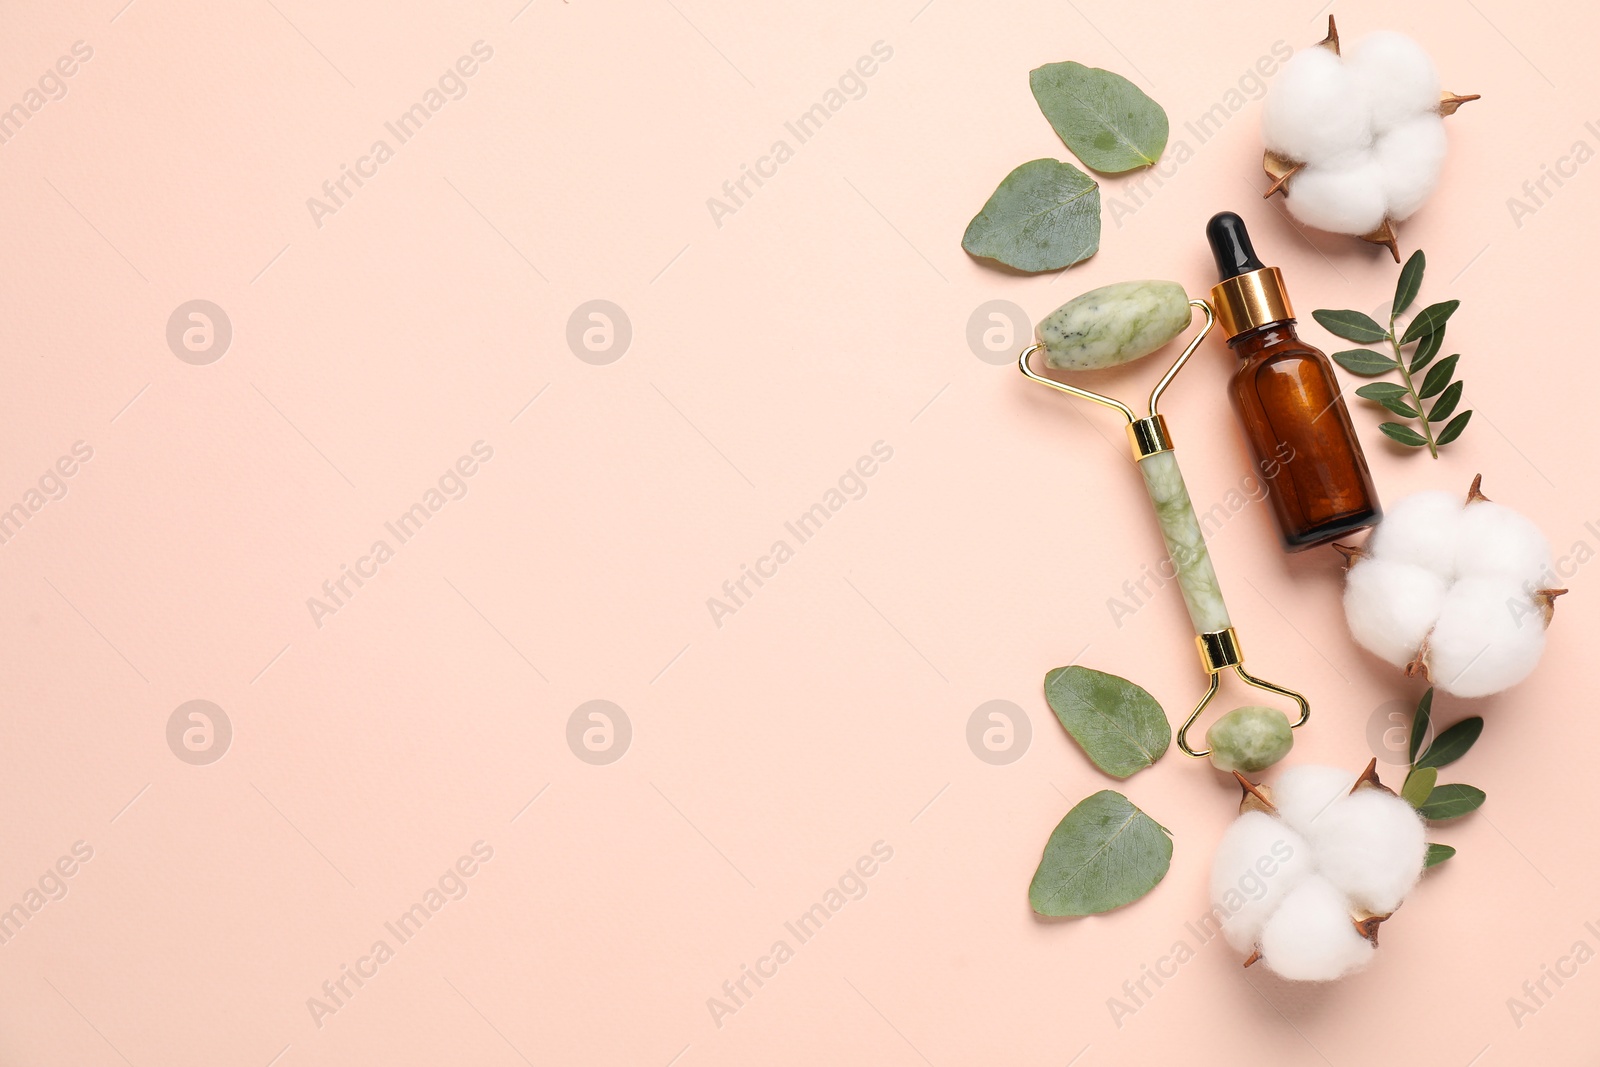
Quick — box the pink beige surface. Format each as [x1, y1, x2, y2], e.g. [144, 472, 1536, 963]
[1, 0, 1596, 1063]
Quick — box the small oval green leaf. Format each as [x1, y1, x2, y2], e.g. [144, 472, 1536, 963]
[1409, 688, 1434, 764]
[1430, 380, 1464, 422]
[1409, 325, 1444, 372]
[1029, 790, 1173, 916]
[1419, 353, 1460, 399]
[1379, 422, 1429, 446]
[1394, 250, 1426, 316]
[1355, 382, 1408, 401]
[1401, 766, 1437, 809]
[1424, 843, 1456, 868]
[1043, 665, 1170, 778]
[1029, 62, 1169, 173]
[1332, 349, 1400, 376]
[1313, 309, 1390, 344]
[962, 159, 1101, 272]
[1436, 409, 1473, 446]
[1401, 300, 1461, 343]
[1418, 783, 1486, 821]
[1415, 716, 1484, 770]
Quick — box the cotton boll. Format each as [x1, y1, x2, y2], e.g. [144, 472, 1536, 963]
[1345, 32, 1441, 133]
[1375, 114, 1447, 220]
[1368, 490, 1464, 577]
[1271, 764, 1358, 837]
[1305, 790, 1426, 915]
[1210, 812, 1316, 953]
[1455, 502, 1554, 585]
[1344, 558, 1449, 667]
[1259, 875, 1375, 981]
[1262, 47, 1371, 165]
[1285, 155, 1388, 235]
[1428, 576, 1547, 697]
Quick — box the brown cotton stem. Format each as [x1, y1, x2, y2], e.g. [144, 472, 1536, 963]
[1350, 757, 1395, 796]
[1406, 636, 1433, 682]
[1331, 542, 1366, 568]
[1234, 771, 1278, 815]
[1353, 912, 1389, 945]
[1466, 473, 1490, 504]
[1243, 949, 1263, 968]
[1438, 91, 1481, 116]
[1361, 219, 1401, 262]
[1536, 588, 1569, 627]
[1318, 14, 1340, 55]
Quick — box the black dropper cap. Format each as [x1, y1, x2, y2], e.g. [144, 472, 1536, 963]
[1206, 211, 1265, 280]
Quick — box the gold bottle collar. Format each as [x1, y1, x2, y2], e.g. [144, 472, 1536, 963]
[1209, 266, 1293, 339]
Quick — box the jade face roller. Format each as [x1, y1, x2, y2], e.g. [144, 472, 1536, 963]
[1017, 280, 1310, 757]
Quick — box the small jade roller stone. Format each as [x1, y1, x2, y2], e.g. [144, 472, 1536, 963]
[1206, 212, 1381, 551]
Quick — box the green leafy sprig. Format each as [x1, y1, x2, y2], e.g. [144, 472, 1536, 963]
[1401, 688, 1486, 867]
[1312, 250, 1472, 457]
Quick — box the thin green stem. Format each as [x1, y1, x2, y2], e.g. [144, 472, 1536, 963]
[1388, 317, 1438, 458]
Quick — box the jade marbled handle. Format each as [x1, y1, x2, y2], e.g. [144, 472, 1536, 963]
[1135, 449, 1231, 635]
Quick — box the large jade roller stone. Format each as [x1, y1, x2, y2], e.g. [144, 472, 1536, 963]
[1036, 280, 1192, 370]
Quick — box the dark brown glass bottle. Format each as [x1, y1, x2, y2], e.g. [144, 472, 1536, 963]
[1206, 212, 1381, 551]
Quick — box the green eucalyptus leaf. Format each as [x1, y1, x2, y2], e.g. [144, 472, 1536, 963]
[1333, 349, 1400, 376]
[1401, 766, 1437, 809]
[1418, 783, 1485, 820]
[1380, 396, 1420, 418]
[1401, 300, 1461, 343]
[1416, 716, 1484, 770]
[1355, 382, 1408, 400]
[1436, 409, 1473, 446]
[1424, 843, 1456, 868]
[1029, 62, 1168, 173]
[1430, 380, 1464, 422]
[1419, 354, 1460, 399]
[1313, 309, 1390, 344]
[1409, 688, 1434, 765]
[1393, 250, 1426, 316]
[1029, 790, 1172, 916]
[962, 159, 1101, 272]
[1043, 665, 1170, 778]
[1410, 325, 1444, 372]
[1380, 422, 1429, 447]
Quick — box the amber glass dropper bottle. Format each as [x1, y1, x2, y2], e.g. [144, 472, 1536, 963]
[1205, 211, 1381, 551]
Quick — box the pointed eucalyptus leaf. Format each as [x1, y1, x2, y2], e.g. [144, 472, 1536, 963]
[962, 159, 1101, 272]
[1401, 766, 1437, 809]
[1029, 790, 1172, 916]
[1415, 716, 1484, 770]
[1029, 62, 1168, 173]
[1430, 380, 1464, 422]
[1313, 309, 1390, 344]
[1379, 422, 1428, 447]
[1424, 843, 1456, 868]
[1409, 688, 1434, 764]
[1380, 396, 1420, 418]
[1401, 300, 1461, 343]
[1355, 382, 1408, 401]
[1418, 783, 1485, 821]
[1393, 250, 1426, 316]
[1436, 409, 1472, 446]
[1043, 665, 1170, 778]
[1332, 349, 1399, 376]
[1419, 354, 1460, 399]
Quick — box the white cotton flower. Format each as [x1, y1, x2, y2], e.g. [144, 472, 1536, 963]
[1270, 764, 1358, 836]
[1427, 577, 1548, 698]
[1374, 113, 1447, 220]
[1265, 32, 1456, 234]
[1280, 154, 1388, 235]
[1209, 765, 1426, 982]
[1210, 812, 1316, 953]
[1258, 875, 1376, 981]
[1340, 480, 1559, 698]
[1345, 31, 1442, 133]
[1262, 47, 1371, 166]
[1305, 789, 1426, 915]
[1343, 558, 1449, 668]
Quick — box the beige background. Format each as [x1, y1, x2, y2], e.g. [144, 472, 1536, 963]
[1, 0, 1596, 1063]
